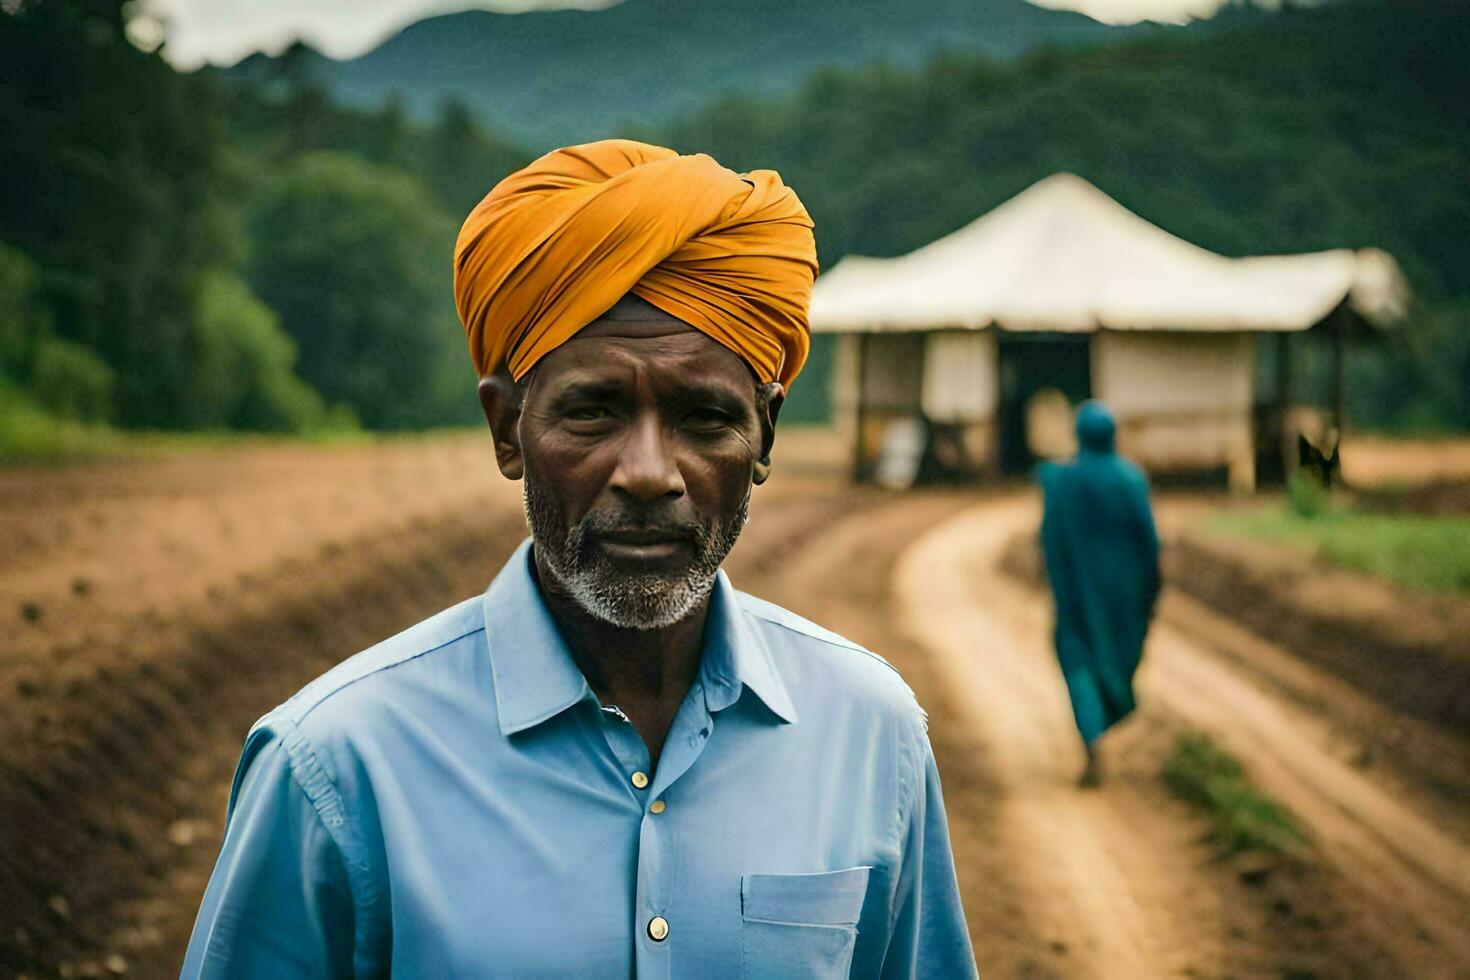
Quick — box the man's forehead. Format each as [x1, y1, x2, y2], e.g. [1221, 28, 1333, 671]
[524, 292, 757, 388]
[575, 294, 695, 341]
[537, 303, 748, 377]
[574, 318, 698, 341]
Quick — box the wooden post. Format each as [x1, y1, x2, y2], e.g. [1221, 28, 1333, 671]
[1276, 331, 1294, 483]
[1326, 306, 1350, 489]
[1331, 306, 1347, 440]
[851, 332, 868, 483]
[1275, 331, 1293, 413]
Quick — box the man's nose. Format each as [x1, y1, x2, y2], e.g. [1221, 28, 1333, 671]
[608, 414, 686, 501]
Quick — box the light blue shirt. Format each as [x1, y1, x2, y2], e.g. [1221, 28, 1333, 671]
[183, 540, 976, 978]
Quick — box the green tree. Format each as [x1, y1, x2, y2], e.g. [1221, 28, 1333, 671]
[0, 241, 114, 422]
[372, 94, 413, 171]
[0, 0, 242, 426]
[183, 271, 339, 431]
[246, 153, 476, 429]
[423, 95, 525, 217]
[29, 335, 114, 422]
[0, 242, 45, 380]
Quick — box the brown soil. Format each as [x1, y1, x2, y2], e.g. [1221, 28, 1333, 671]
[0, 434, 524, 977]
[1169, 530, 1470, 737]
[983, 499, 1470, 976]
[1355, 479, 1470, 516]
[2, 436, 1468, 977]
[1341, 436, 1470, 489]
[0, 437, 874, 977]
[1003, 519, 1470, 822]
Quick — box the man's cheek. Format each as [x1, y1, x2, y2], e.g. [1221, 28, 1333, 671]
[530, 449, 605, 508]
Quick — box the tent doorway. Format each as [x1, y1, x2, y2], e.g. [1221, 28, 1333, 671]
[998, 333, 1092, 474]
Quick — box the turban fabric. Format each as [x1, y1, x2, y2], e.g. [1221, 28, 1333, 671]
[453, 140, 817, 388]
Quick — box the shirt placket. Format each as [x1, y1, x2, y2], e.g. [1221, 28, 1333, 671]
[595, 683, 716, 980]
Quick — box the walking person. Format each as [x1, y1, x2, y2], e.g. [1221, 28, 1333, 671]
[1039, 401, 1161, 788]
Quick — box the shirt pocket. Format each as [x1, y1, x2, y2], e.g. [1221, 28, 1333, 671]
[740, 867, 871, 979]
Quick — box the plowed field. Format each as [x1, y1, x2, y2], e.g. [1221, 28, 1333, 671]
[2, 433, 1466, 977]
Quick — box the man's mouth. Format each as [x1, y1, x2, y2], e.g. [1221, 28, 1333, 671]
[592, 528, 696, 563]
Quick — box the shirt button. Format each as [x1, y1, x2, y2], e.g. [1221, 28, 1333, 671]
[650, 800, 666, 815]
[647, 916, 669, 942]
[630, 771, 649, 790]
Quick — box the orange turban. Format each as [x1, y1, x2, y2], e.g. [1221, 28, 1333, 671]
[453, 139, 817, 388]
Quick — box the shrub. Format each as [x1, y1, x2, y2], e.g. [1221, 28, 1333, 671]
[184, 272, 346, 433]
[0, 242, 46, 380]
[1286, 470, 1330, 519]
[1164, 731, 1309, 857]
[247, 153, 475, 430]
[29, 335, 114, 422]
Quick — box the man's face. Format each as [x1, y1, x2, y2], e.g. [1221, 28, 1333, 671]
[503, 303, 777, 629]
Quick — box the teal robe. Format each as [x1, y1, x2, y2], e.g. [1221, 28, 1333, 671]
[1039, 402, 1161, 744]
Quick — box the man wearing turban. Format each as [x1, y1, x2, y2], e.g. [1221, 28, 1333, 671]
[184, 140, 975, 978]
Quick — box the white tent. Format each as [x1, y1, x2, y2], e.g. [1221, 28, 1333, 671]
[814, 174, 1412, 488]
[811, 173, 1409, 335]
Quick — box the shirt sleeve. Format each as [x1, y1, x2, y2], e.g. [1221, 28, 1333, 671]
[882, 732, 978, 979]
[181, 730, 358, 979]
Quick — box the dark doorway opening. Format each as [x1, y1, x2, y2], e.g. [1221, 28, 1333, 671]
[998, 333, 1092, 474]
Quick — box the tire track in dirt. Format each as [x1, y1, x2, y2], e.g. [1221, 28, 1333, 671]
[1146, 610, 1470, 972]
[905, 496, 1470, 978]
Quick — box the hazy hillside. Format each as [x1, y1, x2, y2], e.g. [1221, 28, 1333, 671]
[225, 0, 1151, 150]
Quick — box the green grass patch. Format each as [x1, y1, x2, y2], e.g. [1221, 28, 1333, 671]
[0, 382, 480, 465]
[1163, 731, 1309, 858]
[0, 383, 128, 462]
[1206, 503, 1470, 595]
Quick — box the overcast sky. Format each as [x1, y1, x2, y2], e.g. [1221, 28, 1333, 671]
[141, 0, 1232, 70]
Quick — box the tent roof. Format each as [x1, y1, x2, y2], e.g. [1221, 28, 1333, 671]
[810, 173, 1410, 335]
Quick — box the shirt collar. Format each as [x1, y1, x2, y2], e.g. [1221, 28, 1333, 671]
[483, 540, 591, 736]
[482, 539, 798, 736]
[699, 570, 799, 725]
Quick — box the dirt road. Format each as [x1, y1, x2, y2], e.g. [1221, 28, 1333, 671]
[892, 497, 1470, 978]
[2, 439, 1467, 976]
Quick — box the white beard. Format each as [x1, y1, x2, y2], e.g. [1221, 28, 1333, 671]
[522, 477, 748, 630]
[545, 558, 718, 631]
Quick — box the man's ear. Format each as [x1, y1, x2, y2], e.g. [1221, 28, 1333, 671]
[755, 382, 785, 480]
[478, 373, 524, 480]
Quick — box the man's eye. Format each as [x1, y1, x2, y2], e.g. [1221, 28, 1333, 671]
[565, 406, 612, 421]
[685, 409, 734, 428]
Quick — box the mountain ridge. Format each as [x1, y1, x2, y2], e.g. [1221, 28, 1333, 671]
[224, 0, 1160, 149]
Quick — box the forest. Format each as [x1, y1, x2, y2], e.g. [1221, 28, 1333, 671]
[1, 0, 1465, 449]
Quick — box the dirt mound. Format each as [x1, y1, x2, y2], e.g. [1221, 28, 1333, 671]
[0, 506, 531, 976]
[0, 450, 866, 976]
[1356, 479, 1470, 516]
[1169, 530, 1470, 735]
[0, 435, 524, 974]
